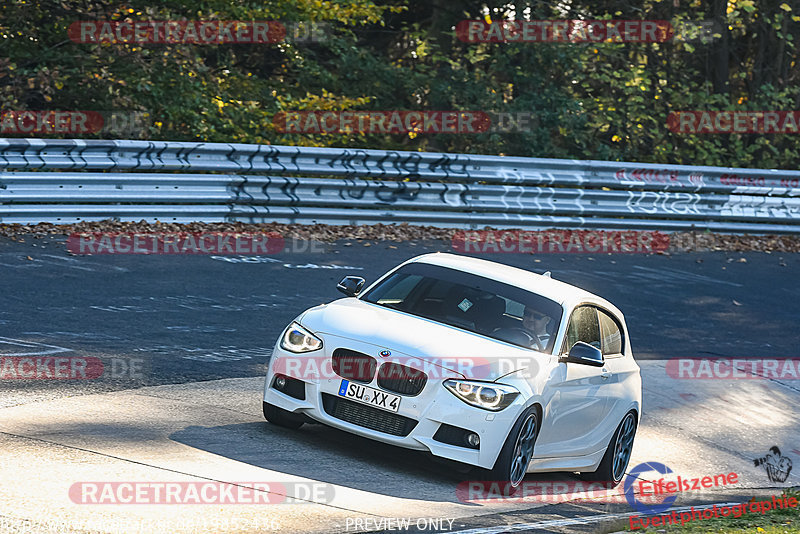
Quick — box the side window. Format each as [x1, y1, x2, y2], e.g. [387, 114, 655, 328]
[598, 310, 624, 356]
[564, 306, 601, 352]
[374, 274, 422, 305]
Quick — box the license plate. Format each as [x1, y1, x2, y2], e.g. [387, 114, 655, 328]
[337, 380, 401, 413]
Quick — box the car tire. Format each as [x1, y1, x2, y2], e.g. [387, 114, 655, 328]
[580, 410, 637, 486]
[263, 401, 305, 430]
[485, 405, 539, 496]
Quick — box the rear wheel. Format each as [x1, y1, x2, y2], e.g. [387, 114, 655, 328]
[263, 401, 305, 430]
[485, 405, 539, 495]
[580, 411, 637, 486]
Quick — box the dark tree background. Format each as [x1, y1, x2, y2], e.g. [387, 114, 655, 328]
[2, 0, 799, 168]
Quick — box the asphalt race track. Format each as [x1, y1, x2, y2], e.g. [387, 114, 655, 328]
[1, 234, 799, 533]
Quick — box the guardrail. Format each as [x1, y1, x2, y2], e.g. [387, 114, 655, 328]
[1, 138, 799, 233]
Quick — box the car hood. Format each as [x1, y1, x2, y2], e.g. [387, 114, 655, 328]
[299, 298, 544, 382]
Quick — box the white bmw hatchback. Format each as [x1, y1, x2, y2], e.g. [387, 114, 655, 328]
[263, 253, 642, 493]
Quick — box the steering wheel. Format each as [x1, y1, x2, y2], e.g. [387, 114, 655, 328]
[492, 327, 544, 351]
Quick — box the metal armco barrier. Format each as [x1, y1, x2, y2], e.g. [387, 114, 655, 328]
[1, 138, 799, 233]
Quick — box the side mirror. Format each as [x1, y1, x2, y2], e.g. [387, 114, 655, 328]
[565, 341, 604, 367]
[337, 276, 365, 297]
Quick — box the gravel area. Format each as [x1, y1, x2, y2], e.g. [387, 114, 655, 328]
[1, 220, 800, 253]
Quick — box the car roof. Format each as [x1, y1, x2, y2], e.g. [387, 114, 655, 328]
[408, 252, 616, 313]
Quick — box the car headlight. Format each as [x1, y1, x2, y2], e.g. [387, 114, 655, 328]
[443, 379, 519, 411]
[280, 322, 323, 353]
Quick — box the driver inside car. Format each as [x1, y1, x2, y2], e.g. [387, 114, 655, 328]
[522, 306, 552, 351]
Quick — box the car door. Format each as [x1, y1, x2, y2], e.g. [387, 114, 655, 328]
[597, 308, 637, 420]
[535, 305, 615, 458]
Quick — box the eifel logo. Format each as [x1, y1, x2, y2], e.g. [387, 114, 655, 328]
[624, 461, 678, 514]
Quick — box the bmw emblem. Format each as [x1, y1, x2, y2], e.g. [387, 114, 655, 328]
[379, 350, 391, 357]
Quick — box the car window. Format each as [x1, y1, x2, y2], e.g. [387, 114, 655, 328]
[361, 262, 563, 353]
[598, 309, 624, 356]
[503, 298, 525, 317]
[563, 306, 601, 353]
[372, 274, 422, 304]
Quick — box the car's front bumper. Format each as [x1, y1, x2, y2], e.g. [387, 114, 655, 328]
[263, 333, 527, 470]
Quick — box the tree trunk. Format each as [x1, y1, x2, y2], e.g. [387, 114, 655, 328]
[711, 0, 730, 93]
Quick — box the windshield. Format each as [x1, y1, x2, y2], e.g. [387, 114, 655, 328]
[361, 262, 563, 353]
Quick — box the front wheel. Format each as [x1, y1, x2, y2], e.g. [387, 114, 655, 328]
[580, 411, 637, 486]
[485, 405, 539, 495]
[263, 401, 305, 430]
